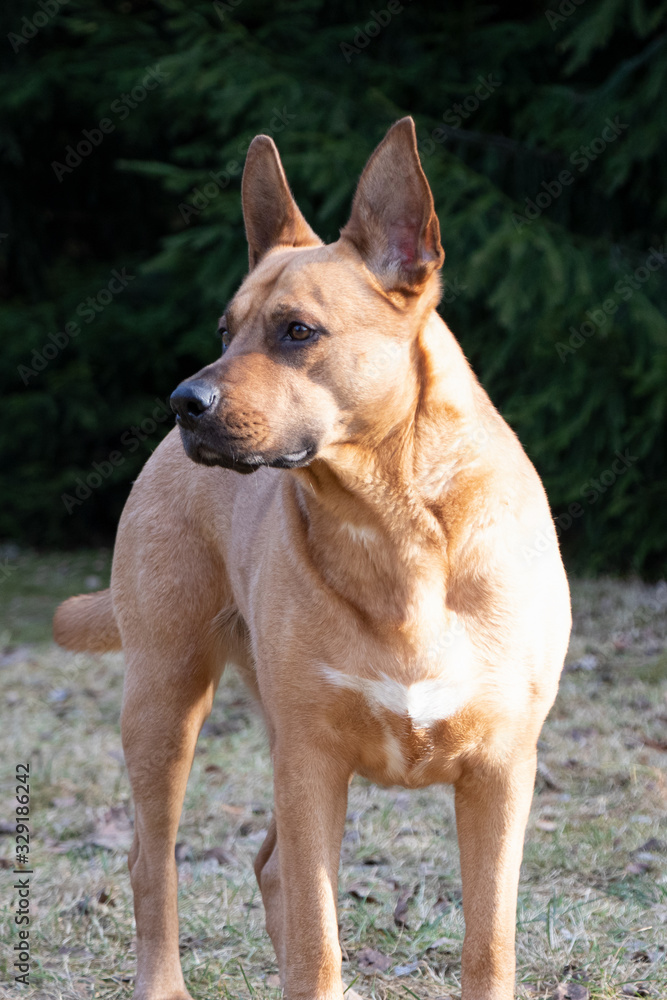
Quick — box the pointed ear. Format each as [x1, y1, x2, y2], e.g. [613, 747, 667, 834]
[341, 117, 444, 292]
[241, 135, 322, 270]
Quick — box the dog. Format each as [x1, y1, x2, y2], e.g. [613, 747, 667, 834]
[54, 117, 571, 1000]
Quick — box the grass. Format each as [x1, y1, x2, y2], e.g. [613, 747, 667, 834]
[1, 550, 666, 999]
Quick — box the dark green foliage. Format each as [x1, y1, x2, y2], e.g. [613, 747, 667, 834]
[1, 0, 665, 574]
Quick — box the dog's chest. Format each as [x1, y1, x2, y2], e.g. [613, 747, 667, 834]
[319, 613, 485, 787]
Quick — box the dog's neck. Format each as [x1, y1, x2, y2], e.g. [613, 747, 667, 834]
[291, 311, 495, 633]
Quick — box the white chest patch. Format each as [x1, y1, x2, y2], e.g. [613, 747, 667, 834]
[320, 665, 474, 727]
[342, 523, 379, 548]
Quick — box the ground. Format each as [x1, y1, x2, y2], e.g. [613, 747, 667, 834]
[0, 549, 666, 1000]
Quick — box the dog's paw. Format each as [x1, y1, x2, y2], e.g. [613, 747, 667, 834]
[132, 993, 195, 1000]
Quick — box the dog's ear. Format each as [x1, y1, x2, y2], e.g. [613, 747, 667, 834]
[342, 117, 444, 292]
[242, 135, 322, 270]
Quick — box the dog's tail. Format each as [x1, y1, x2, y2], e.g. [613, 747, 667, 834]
[53, 588, 122, 653]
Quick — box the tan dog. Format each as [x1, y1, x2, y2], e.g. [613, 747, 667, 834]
[54, 117, 571, 1000]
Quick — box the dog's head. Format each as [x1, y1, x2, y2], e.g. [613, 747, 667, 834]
[170, 117, 444, 474]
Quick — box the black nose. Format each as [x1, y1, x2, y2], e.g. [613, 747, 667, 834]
[170, 380, 217, 431]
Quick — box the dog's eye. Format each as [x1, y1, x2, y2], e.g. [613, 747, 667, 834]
[285, 322, 313, 342]
[217, 318, 231, 355]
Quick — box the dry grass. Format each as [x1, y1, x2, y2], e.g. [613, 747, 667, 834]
[1, 552, 666, 1000]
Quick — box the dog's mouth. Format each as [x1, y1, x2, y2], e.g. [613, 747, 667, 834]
[179, 428, 315, 475]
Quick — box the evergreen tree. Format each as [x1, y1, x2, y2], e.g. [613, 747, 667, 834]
[1, 0, 665, 574]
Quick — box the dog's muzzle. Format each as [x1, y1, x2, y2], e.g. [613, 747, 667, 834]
[170, 379, 316, 474]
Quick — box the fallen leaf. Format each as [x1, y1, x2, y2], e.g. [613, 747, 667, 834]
[69, 897, 96, 915]
[424, 936, 461, 952]
[57, 946, 94, 958]
[220, 803, 245, 816]
[44, 836, 88, 854]
[0, 857, 13, 868]
[204, 763, 223, 774]
[633, 850, 662, 865]
[88, 806, 133, 852]
[347, 881, 380, 904]
[631, 944, 664, 964]
[201, 846, 236, 866]
[200, 715, 248, 736]
[393, 961, 419, 976]
[97, 889, 115, 906]
[566, 654, 599, 671]
[622, 985, 652, 997]
[266, 974, 281, 988]
[537, 761, 563, 791]
[174, 842, 192, 863]
[394, 887, 412, 926]
[560, 963, 586, 980]
[244, 827, 268, 843]
[356, 946, 392, 972]
[625, 860, 652, 875]
[536, 819, 557, 832]
[552, 983, 589, 1000]
[0, 645, 35, 667]
[433, 889, 462, 912]
[569, 727, 594, 744]
[179, 935, 207, 952]
[640, 736, 667, 752]
[52, 796, 76, 808]
[635, 838, 666, 854]
[48, 688, 71, 703]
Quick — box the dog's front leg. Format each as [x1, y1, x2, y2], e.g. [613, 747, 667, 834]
[121, 648, 222, 1000]
[454, 754, 537, 1000]
[271, 736, 351, 1000]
